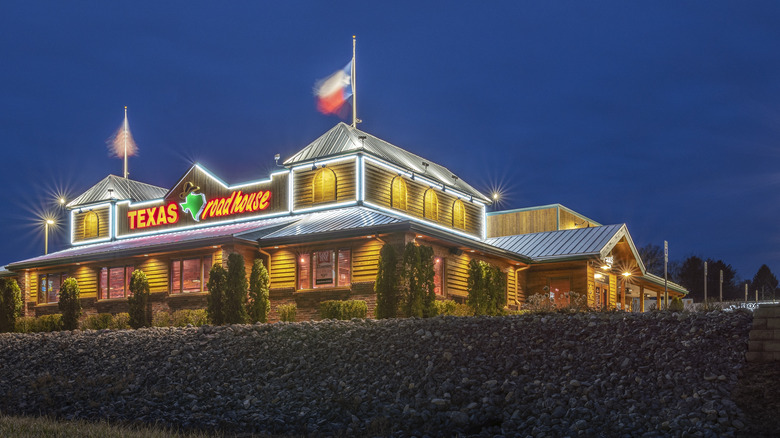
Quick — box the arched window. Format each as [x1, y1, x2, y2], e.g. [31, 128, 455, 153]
[312, 167, 337, 203]
[423, 189, 439, 221]
[452, 200, 466, 229]
[84, 211, 99, 238]
[391, 176, 407, 210]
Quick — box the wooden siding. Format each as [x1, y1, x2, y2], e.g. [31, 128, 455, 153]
[525, 262, 588, 299]
[293, 161, 356, 210]
[269, 249, 297, 289]
[137, 257, 169, 293]
[363, 162, 482, 237]
[72, 206, 111, 243]
[559, 208, 596, 230]
[487, 207, 558, 237]
[507, 267, 516, 305]
[352, 239, 382, 283]
[73, 265, 98, 299]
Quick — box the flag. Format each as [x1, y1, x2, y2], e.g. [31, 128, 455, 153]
[314, 60, 353, 115]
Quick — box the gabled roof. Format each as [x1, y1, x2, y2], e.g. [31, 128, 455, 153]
[261, 206, 404, 240]
[67, 175, 168, 208]
[284, 123, 491, 203]
[485, 224, 627, 262]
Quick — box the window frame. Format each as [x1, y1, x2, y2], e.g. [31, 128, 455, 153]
[296, 248, 351, 290]
[452, 199, 466, 229]
[423, 188, 439, 221]
[312, 167, 337, 203]
[170, 255, 213, 294]
[83, 211, 99, 239]
[99, 265, 136, 300]
[38, 272, 68, 304]
[391, 175, 408, 210]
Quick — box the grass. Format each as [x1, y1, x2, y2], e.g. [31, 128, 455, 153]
[0, 414, 218, 438]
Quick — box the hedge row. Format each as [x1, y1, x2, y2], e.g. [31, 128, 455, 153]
[319, 300, 368, 320]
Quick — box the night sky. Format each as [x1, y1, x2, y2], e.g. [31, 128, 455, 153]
[1, 1, 779, 282]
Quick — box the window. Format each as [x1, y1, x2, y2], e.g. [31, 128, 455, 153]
[38, 272, 68, 304]
[423, 189, 439, 221]
[312, 167, 337, 203]
[84, 211, 99, 238]
[452, 200, 465, 229]
[297, 249, 351, 289]
[391, 176, 408, 210]
[171, 255, 212, 294]
[434, 257, 443, 295]
[99, 266, 135, 299]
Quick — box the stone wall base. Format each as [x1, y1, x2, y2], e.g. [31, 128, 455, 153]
[747, 304, 780, 362]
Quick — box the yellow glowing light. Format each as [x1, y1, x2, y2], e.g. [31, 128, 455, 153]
[594, 273, 604, 279]
[622, 272, 631, 277]
[46, 219, 55, 225]
[59, 197, 65, 205]
[601, 265, 610, 270]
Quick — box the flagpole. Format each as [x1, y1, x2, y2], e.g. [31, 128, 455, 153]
[123, 106, 128, 179]
[351, 35, 357, 128]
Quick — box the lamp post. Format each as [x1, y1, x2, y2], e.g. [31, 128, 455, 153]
[44, 219, 55, 255]
[622, 272, 631, 311]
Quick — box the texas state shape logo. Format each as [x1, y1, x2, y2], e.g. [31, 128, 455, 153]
[180, 192, 207, 222]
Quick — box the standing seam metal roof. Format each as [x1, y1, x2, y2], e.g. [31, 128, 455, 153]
[284, 123, 491, 203]
[67, 175, 168, 207]
[485, 224, 625, 260]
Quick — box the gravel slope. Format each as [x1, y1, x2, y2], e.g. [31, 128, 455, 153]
[0, 311, 752, 437]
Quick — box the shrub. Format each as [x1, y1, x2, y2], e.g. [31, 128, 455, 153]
[81, 313, 114, 330]
[523, 291, 555, 312]
[58, 277, 81, 330]
[375, 243, 400, 319]
[206, 263, 227, 325]
[319, 300, 368, 320]
[466, 260, 507, 316]
[563, 291, 587, 312]
[669, 296, 684, 312]
[401, 243, 437, 318]
[247, 259, 271, 323]
[277, 303, 297, 322]
[224, 253, 249, 324]
[110, 313, 131, 329]
[15, 317, 36, 333]
[434, 300, 473, 316]
[0, 278, 22, 333]
[171, 309, 209, 327]
[127, 270, 151, 329]
[17, 314, 63, 333]
[152, 311, 171, 327]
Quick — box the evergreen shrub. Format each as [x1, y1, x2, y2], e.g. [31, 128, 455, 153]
[375, 244, 399, 319]
[224, 253, 248, 324]
[206, 263, 227, 325]
[127, 270, 151, 329]
[110, 313, 131, 329]
[277, 303, 297, 322]
[172, 309, 209, 327]
[0, 278, 22, 333]
[152, 311, 171, 327]
[58, 277, 81, 330]
[247, 259, 271, 323]
[81, 313, 114, 330]
[319, 300, 367, 320]
[669, 296, 684, 312]
[434, 300, 473, 316]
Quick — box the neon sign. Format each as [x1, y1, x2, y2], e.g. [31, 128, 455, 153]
[127, 189, 272, 230]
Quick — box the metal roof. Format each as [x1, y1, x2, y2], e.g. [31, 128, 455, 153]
[261, 207, 404, 240]
[485, 224, 626, 261]
[67, 175, 168, 208]
[284, 123, 491, 203]
[7, 215, 299, 269]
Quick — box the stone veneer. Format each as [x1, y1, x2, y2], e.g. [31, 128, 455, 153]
[746, 304, 780, 362]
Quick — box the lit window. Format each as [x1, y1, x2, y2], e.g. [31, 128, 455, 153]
[83, 211, 99, 238]
[452, 200, 465, 230]
[99, 266, 135, 299]
[434, 257, 443, 295]
[38, 273, 67, 304]
[297, 249, 351, 290]
[391, 176, 408, 210]
[424, 189, 439, 221]
[170, 255, 212, 294]
[312, 167, 337, 203]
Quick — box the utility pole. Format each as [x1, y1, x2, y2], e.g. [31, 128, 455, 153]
[703, 261, 708, 304]
[719, 269, 723, 303]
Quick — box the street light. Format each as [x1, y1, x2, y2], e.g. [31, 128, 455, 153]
[44, 218, 55, 255]
[621, 272, 631, 311]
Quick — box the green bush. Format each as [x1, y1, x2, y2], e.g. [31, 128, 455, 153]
[466, 260, 507, 316]
[81, 313, 114, 330]
[247, 259, 270, 323]
[277, 303, 297, 322]
[375, 244, 400, 319]
[319, 300, 367, 320]
[0, 278, 22, 333]
[434, 300, 473, 316]
[128, 270, 151, 329]
[58, 277, 81, 330]
[110, 313, 131, 329]
[207, 263, 227, 325]
[16, 314, 63, 333]
[669, 296, 684, 312]
[224, 253, 249, 324]
[15, 316, 36, 333]
[171, 309, 209, 327]
[401, 243, 437, 318]
[152, 311, 171, 327]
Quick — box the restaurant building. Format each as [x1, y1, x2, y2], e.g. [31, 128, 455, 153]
[4, 123, 686, 321]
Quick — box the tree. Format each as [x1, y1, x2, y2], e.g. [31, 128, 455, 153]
[704, 259, 738, 301]
[224, 252, 249, 324]
[638, 243, 664, 276]
[678, 256, 704, 301]
[751, 264, 778, 301]
[375, 243, 400, 319]
[58, 277, 81, 330]
[247, 259, 270, 323]
[467, 260, 507, 315]
[466, 259, 487, 315]
[207, 263, 227, 325]
[417, 245, 437, 318]
[128, 270, 151, 328]
[0, 278, 22, 333]
[400, 242, 437, 318]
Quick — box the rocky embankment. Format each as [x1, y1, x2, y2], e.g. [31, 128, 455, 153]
[0, 311, 752, 437]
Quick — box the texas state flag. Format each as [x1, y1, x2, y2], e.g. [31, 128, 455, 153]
[315, 60, 353, 115]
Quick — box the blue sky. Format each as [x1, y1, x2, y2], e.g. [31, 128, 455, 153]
[1, 1, 779, 281]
